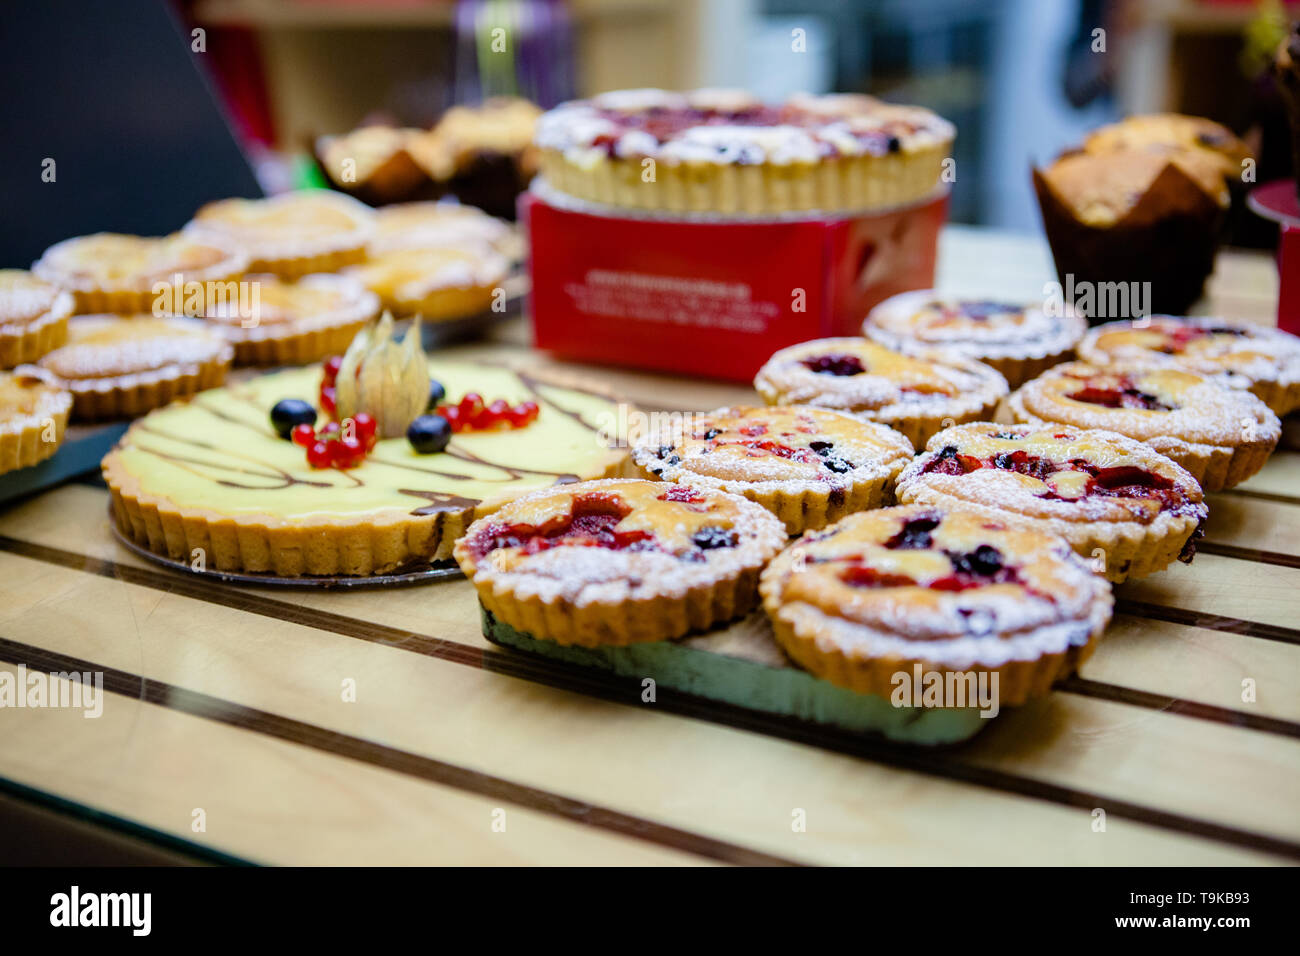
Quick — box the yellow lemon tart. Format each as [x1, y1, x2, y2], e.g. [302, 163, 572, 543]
[103, 362, 632, 577]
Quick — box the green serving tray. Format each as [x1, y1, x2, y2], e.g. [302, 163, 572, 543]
[480, 604, 992, 746]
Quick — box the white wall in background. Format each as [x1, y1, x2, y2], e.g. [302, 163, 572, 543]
[982, 0, 1119, 232]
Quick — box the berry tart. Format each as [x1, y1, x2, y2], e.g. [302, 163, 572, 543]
[863, 290, 1085, 387]
[760, 505, 1112, 704]
[535, 88, 954, 215]
[0, 369, 71, 475]
[1008, 361, 1280, 492]
[344, 246, 508, 321]
[894, 422, 1207, 582]
[32, 233, 249, 315]
[631, 405, 912, 534]
[753, 337, 1008, 449]
[34, 315, 232, 421]
[102, 337, 632, 577]
[0, 270, 73, 369]
[184, 191, 374, 279]
[200, 273, 379, 366]
[454, 478, 786, 646]
[1077, 316, 1300, 417]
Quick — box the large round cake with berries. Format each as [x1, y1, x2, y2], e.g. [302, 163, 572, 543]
[534, 89, 954, 215]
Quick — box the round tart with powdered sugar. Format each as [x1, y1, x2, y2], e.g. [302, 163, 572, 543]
[344, 246, 508, 322]
[753, 337, 1008, 450]
[863, 290, 1084, 387]
[185, 191, 374, 279]
[760, 504, 1112, 705]
[534, 88, 954, 215]
[1008, 361, 1279, 491]
[1078, 316, 1300, 416]
[631, 404, 912, 534]
[453, 478, 786, 646]
[0, 270, 73, 369]
[894, 422, 1207, 582]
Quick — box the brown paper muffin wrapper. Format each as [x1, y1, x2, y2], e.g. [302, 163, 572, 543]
[1032, 161, 1225, 319]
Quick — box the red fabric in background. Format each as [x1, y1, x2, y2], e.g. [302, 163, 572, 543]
[174, 0, 276, 145]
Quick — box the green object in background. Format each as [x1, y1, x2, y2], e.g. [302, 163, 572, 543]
[480, 604, 991, 746]
[292, 153, 330, 191]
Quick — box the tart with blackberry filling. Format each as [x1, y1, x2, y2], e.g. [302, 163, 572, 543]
[753, 338, 1008, 450]
[344, 246, 508, 321]
[200, 273, 379, 366]
[1008, 361, 1279, 491]
[32, 233, 249, 315]
[894, 423, 1207, 582]
[185, 191, 374, 279]
[0, 270, 73, 368]
[535, 88, 953, 215]
[34, 315, 232, 420]
[0, 370, 71, 475]
[760, 505, 1112, 704]
[863, 290, 1084, 387]
[631, 405, 912, 534]
[454, 478, 786, 646]
[1078, 316, 1300, 416]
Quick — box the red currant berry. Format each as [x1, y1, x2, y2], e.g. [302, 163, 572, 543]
[439, 405, 462, 431]
[332, 436, 366, 469]
[352, 412, 376, 443]
[323, 355, 343, 383]
[320, 385, 337, 416]
[291, 424, 316, 447]
[513, 401, 539, 427]
[306, 440, 333, 469]
[322, 421, 341, 436]
[458, 393, 483, 419]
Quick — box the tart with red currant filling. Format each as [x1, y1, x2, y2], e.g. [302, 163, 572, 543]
[895, 423, 1207, 582]
[760, 505, 1112, 704]
[631, 405, 912, 534]
[863, 290, 1084, 387]
[1078, 316, 1300, 416]
[535, 89, 954, 215]
[1008, 361, 1279, 491]
[753, 338, 1008, 450]
[454, 478, 786, 646]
